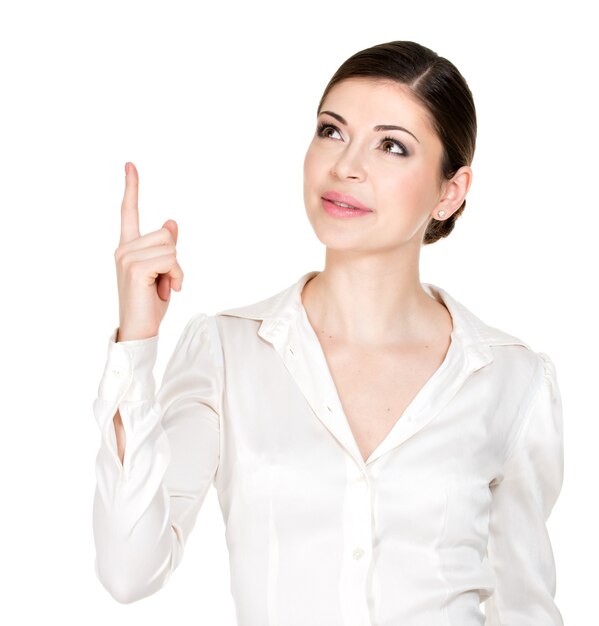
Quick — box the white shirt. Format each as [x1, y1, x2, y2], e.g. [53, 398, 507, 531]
[92, 270, 564, 625]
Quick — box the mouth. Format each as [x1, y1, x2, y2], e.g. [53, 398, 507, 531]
[321, 190, 373, 212]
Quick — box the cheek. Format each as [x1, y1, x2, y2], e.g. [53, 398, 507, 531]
[382, 174, 420, 209]
[303, 147, 322, 208]
[304, 144, 323, 179]
[382, 166, 438, 211]
[303, 151, 315, 187]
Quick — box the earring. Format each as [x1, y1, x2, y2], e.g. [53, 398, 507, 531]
[437, 210, 445, 218]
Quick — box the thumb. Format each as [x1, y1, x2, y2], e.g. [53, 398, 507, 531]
[162, 219, 178, 245]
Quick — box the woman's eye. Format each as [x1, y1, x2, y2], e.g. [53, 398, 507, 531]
[381, 137, 408, 157]
[316, 122, 341, 140]
[315, 123, 409, 158]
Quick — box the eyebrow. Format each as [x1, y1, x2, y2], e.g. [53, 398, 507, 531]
[317, 109, 420, 144]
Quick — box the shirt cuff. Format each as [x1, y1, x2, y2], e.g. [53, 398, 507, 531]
[97, 327, 159, 403]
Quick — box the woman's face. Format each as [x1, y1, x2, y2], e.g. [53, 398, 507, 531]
[303, 77, 458, 252]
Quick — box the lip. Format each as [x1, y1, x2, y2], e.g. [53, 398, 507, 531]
[321, 190, 373, 212]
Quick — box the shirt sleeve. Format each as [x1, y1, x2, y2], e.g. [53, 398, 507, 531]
[484, 351, 565, 625]
[92, 312, 222, 604]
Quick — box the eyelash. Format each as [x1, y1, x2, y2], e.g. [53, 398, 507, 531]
[315, 122, 409, 158]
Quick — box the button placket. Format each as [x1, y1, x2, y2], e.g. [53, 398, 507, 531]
[345, 457, 372, 572]
[335, 432, 374, 624]
[355, 469, 367, 483]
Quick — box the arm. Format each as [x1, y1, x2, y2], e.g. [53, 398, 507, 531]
[484, 352, 565, 625]
[92, 312, 222, 604]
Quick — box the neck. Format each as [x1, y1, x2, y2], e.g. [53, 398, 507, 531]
[301, 250, 451, 348]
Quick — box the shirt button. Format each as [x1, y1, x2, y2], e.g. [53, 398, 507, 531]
[352, 547, 365, 560]
[112, 367, 126, 377]
[355, 470, 367, 483]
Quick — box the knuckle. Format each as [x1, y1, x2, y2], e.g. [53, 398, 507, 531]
[116, 246, 131, 264]
[161, 228, 175, 245]
[129, 262, 144, 281]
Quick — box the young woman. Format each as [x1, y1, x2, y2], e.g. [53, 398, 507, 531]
[93, 41, 564, 625]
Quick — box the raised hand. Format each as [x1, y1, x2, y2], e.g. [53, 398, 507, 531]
[114, 162, 184, 341]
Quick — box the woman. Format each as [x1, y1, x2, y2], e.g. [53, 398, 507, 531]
[93, 41, 564, 625]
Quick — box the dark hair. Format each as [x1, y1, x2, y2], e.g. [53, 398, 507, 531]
[317, 41, 477, 245]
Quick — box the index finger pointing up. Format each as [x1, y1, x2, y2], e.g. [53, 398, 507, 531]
[120, 161, 141, 244]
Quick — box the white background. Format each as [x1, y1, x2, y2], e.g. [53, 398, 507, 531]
[1, 0, 595, 623]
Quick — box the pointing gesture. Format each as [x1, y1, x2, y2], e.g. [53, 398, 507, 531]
[114, 162, 184, 342]
[119, 161, 141, 245]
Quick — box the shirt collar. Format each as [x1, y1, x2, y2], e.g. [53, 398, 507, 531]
[216, 270, 530, 370]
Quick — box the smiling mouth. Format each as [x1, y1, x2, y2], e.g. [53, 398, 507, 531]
[330, 200, 358, 209]
[321, 197, 372, 212]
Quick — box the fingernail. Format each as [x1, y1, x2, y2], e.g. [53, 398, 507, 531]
[125, 162, 130, 175]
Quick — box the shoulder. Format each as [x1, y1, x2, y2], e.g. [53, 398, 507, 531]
[476, 316, 552, 383]
[481, 317, 550, 385]
[176, 312, 222, 359]
[437, 283, 550, 384]
[214, 288, 290, 322]
[211, 271, 317, 322]
[459, 305, 559, 449]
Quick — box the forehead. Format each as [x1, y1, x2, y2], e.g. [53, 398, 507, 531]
[321, 77, 434, 134]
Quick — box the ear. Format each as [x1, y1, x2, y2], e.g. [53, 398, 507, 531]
[432, 166, 473, 220]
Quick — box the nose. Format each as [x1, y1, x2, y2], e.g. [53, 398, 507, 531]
[330, 143, 367, 181]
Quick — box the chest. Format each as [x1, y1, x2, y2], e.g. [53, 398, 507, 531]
[320, 341, 451, 463]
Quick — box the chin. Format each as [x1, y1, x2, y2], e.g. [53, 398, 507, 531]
[307, 219, 371, 250]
